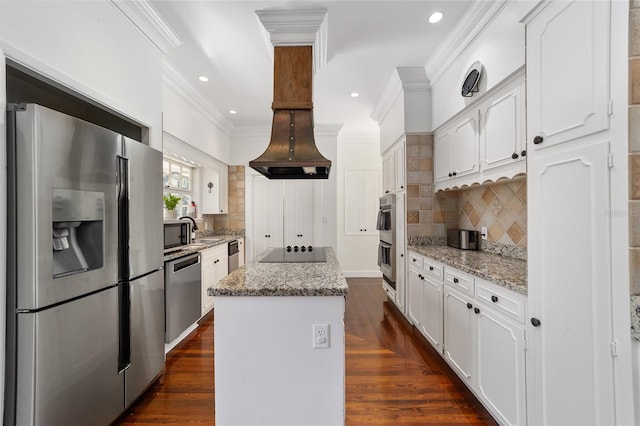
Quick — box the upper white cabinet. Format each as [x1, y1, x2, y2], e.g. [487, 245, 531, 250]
[480, 78, 526, 172]
[345, 170, 380, 235]
[283, 181, 314, 247]
[394, 140, 406, 193]
[382, 150, 395, 195]
[434, 72, 526, 192]
[526, 0, 610, 151]
[201, 165, 229, 214]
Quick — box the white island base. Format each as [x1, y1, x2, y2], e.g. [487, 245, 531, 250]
[214, 295, 345, 426]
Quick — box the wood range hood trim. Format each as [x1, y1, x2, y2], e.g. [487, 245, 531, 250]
[250, 11, 331, 180]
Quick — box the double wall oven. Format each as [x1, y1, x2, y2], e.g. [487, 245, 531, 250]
[377, 194, 396, 296]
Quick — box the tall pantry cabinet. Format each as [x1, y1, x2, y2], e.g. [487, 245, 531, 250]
[523, 0, 632, 424]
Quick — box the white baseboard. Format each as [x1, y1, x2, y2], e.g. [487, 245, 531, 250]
[343, 271, 382, 278]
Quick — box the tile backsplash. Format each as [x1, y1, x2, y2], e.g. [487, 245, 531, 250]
[631, 3, 640, 295]
[457, 179, 527, 247]
[203, 165, 246, 233]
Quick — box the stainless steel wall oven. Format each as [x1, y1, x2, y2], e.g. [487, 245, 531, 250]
[377, 194, 396, 292]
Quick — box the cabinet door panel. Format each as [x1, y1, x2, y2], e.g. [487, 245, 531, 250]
[422, 275, 443, 353]
[284, 181, 314, 247]
[434, 130, 452, 182]
[362, 171, 380, 233]
[408, 268, 422, 327]
[527, 140, 614, 425]
[476, 308, 526, 426]
[201, 168, 220, 214]
[395, 141, 406, 192]
[444, 287, 474, 386]
[527, 0, 610, 149]
[481, 88, 521, 171]
[452, 113, 479, 177]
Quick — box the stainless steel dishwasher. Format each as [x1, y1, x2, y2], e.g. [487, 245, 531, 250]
[228, 240, 239, 273]
[165, 253, 201, 343]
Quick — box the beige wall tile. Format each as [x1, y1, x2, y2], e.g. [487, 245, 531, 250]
[433, 210, 445, 223]
[407, 197, 420, 211]
[407, 185, 419, 197]
[630, 154, 640, 200]
[631, 201, 640, 247]
[630, 106, 640, 153]
[633, 0, 640, 10]
[419, 197, 433, 210]
[630, 58, 640, 104]
[630, 248, 640, 295]
[407, 211, 419, 224]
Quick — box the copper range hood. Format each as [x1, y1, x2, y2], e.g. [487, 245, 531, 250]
[249, 46, 331, 179]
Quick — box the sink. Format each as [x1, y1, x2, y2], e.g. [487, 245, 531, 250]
[194, 238, 222, 244]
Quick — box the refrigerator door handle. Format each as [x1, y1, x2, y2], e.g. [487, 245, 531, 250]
[117, 155, 130, 281]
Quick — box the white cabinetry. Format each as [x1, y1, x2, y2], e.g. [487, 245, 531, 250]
[344, 170, 379, 235]
[382, 150, 394, 195]
[526, 0, 610, 151]
[525, 1, 618, 424]
[393, 192, 406, 313]
[434, 72, 526, 192]
[201, 165, 229, 214]
[408, 251, 527, 425]
[283, 181, 314, 247]
[252, 176, 284, 256]
[200, 244, 228, 315]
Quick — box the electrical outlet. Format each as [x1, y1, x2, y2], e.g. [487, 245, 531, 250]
[481, 226, 488, 240]
[313, 324, 330, 349]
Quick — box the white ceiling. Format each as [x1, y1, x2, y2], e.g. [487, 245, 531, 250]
[151, 1, 473, 137]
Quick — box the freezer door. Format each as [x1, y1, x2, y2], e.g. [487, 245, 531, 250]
[123, 137, 163, 278]
[126, 270, 165, 407]
[15, 286, 123, 425]
[12, 104, 120, 309]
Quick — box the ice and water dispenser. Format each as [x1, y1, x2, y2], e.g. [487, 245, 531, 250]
[52, 189, 105, 278]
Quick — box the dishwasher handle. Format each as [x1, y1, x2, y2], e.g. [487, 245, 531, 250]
[171, 254, 200, 273]
[228, 240, 239, 256]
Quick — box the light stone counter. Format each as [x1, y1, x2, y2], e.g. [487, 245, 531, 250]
[208, 247, 348, 297]
[163, 234, 242, 262]
[631, 295, 640, 341]
[408, 244, 527, 295]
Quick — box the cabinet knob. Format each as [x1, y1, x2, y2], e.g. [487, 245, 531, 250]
[448, 172, 453, 177]
[453, 277, 459, 283]
[401, 185, 404, 189]
[511, 152, 519, 159]
[385, 190, 390, 194]
[412, 259, 416, 262]
[429, 266, 434, 271]
[491, 295, 499, 303]
[531, 317, 542, 327]
[452, 171, 457, 176]
[533, 136, 544, 145]
[474, 307, 480, 314]
[466, 302, 473, 309]
[364, 229, 367, 232]
[521, 150, 527, 157]
[400, 253, 404, 257]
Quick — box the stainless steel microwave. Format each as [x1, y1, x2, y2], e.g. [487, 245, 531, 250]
[164, 220, 192, 254]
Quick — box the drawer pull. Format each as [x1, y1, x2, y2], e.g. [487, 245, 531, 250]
[429, 266, 434, 271]
[453, 277, 459, 283]
[491, 295, 499, 303]
[474, 307, 480, 314]
[466, 302, 473, 309]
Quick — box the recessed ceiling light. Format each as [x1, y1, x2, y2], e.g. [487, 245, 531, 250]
[350, 92, 360, 98]
[198, 75, 209, 82]
[229, 110, 237, 115]
[428, 11, 444, 24]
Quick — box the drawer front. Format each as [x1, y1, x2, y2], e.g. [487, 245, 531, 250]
[423, 257, 444, 281]
[444, 267, 475, 297]
[475, 278, 526, 323]
[408, 252, 424, 269]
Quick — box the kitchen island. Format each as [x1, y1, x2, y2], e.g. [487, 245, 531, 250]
[208, 247, 348, 426]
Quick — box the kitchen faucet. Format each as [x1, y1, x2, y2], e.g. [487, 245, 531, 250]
[179, 216, 198, 231]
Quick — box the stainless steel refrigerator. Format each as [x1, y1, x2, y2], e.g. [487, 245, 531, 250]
[5, 103, 165, 425]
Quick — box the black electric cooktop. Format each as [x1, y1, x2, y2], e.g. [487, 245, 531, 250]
[260, 246, 327, 263]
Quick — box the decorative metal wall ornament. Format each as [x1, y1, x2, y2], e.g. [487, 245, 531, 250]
[207, 181, 214, 193]
[461, 61, 483, 97]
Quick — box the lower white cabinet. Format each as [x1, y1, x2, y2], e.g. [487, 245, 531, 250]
[409, 250, 527, 426]
[201, 244, 228, 316]
[443, 285, 475, 387]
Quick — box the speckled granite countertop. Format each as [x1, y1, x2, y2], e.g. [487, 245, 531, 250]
[163, 234, 243, 262]
[631, 296, 640, 341]
[408, 244, 527, 295]
[208, 247, 348, 297]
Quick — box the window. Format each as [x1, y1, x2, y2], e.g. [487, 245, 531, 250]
[163, 157, 194, 219]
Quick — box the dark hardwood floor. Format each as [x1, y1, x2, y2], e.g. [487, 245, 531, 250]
[114, 278, 496, 425]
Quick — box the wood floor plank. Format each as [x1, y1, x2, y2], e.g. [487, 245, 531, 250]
[114, 278, 496, 425]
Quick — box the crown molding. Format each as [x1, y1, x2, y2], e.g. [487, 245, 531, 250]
[162, 59, 234, 136]
[109, 0, 181, 54]
[425, 0, 509, 86]
[256, 9, 328, 72]
[371, 67, 430, 123]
